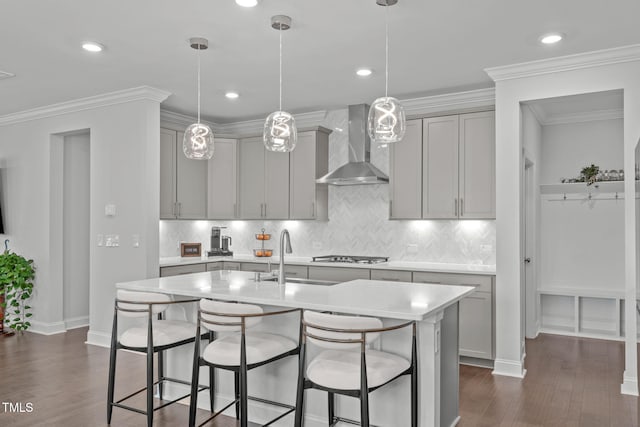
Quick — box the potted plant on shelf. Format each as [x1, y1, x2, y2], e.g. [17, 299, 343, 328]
[580, 164, 600, 186]
[0, 243, 35, 334]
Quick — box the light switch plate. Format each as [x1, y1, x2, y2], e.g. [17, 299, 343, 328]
[105, 204, 116, 217]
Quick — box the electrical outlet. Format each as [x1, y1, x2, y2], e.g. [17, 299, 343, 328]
[105, 234, 120, 247]
[132, 234, 140, 248]
[97, 234, 104, 247]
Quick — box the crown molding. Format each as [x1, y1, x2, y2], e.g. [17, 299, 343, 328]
[160, 109, 218, 131]
[526, 103, 622, 126]
[215, 110, 328, 137]
[485, 44, 640, 82]
[402, 87, 495, 116]
[543, 108, 623, 126]
[0, 86, 171, 127]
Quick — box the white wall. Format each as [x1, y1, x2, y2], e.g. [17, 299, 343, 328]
[488, 49, 640, 394]
[0, 87, 168, 343]
[63, 132, 90, 327]
[160, 108, 496, 266]
[539, 119, 624, 291]
[541, 119, 624, 184]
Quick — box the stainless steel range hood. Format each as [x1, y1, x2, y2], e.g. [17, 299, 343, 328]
[316, 104, 389, 185]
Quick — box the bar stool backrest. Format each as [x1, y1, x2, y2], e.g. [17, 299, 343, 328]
[304, 311, 383, 350]
[116, 290, 171, 318]
[200, 299, 263, 332]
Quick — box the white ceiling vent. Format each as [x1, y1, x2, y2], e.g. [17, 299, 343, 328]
[0, 70, 15, 80]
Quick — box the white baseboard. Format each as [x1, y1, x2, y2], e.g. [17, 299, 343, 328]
[64, 316, 89, 330]
[492, 358, 527, 378]
[86, 329, 111, 348]
[621, 373, 639, 396]
[29, 320, 66, 335]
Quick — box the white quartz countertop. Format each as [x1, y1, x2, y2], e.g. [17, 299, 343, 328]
[159, 255, 496, 275]
[117, 270, 476, 321]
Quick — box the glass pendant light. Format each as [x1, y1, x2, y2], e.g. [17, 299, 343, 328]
[367, 0, 406, 145]
[264, 15, 297, 153]
[183, 37, 214, 160]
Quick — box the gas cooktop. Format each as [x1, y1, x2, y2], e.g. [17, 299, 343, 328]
[311, 255, 389, 264]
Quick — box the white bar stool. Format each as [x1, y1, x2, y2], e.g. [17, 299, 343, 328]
[294, 310, 418, 427]
[189, 299, 302, 427]
[107, 290, 210, 427]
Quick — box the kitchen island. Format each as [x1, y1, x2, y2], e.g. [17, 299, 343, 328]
[117, 270, 475, 427]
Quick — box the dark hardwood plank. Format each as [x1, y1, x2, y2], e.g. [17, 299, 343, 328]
[2, 329, 639, 426]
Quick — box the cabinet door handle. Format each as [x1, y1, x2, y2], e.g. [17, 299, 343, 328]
[233, 203, 237, 218]
[389, 200, 393, 218]
[454, 199, 458, 216]
[177, 202, 182, 217]
[263, 203, 267, 218]
[172, 202, 176, 217]
[460, 198, 464, 217]
[312, 202, 315, 218]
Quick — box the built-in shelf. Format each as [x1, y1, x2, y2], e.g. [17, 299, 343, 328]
[537, 287, 640, 341]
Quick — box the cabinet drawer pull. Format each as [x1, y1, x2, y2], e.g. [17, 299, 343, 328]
[380, 277, 400, 281]
[415, 280, 442, 284]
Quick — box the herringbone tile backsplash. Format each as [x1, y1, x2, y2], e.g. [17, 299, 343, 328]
[160, 108, 496, 265]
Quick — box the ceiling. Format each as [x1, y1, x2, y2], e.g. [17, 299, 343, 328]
[2, 0, 640, 123]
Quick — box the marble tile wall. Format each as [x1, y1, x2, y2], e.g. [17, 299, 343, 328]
[160, 108, 496, 265]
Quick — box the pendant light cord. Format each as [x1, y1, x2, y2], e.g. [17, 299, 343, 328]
[385, 3, 389, 99]
[279, 26, 283, 112]
[197, 44, 201, 124]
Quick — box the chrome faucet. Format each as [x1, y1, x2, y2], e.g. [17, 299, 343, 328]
[278, 229, 292, 285]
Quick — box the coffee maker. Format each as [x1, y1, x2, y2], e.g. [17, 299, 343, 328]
[208, 226, 233, 256]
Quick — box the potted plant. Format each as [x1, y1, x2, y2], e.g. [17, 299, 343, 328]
[0, 247, 35, 333]
[580, 164, 600, 186]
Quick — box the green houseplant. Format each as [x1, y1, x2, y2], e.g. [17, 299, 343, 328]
[581, 164, 600, 186]
[0, 248, 35, 332]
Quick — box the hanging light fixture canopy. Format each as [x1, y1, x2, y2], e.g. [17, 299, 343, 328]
[263, 15, 297, 153]
[183, 37, 215, 160]
[367, 0, 406, 145]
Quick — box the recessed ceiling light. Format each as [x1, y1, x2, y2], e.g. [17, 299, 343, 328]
[235, 0, 259, 7]
[539, 33, 564, 45]
[356, 68, 373, 77]
[225, 91, 240, 99]
[82, 41, 104, 52]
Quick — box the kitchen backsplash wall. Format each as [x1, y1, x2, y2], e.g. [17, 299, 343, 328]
[160, 108, 496, 265]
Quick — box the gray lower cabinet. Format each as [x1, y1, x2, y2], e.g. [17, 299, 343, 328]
[240, 262, 270, 273]
[223, 262, 241, 271]
[412, 271, 494, 360]
[370, 269, 412, 282]
[160, 263, 207, 277]
[308, 266, 370, 282]
[270, 264, 308, 279]
[206, 262, 223, 271]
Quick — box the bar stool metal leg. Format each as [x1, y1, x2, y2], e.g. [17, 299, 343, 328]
[107, 309, 118, 424]
[146, 314, 154, 427]
[208, 331, 215, 413]
[234, 371, 240, 419]
[294, 341, 306, 427]
[189, 327, 202, 427]
[328, 392, 335, 426]
[239, 332, 248, 427]
[158, 350, 164, 400]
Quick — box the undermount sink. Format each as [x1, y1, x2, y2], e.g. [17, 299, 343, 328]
[254, 275, 338, 286]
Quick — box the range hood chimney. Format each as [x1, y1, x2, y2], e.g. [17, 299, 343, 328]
[316, 104, 389, 185]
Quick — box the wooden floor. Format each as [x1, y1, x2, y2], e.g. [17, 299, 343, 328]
[0, 328, 638, 426]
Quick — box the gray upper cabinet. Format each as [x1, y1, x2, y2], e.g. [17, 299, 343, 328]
[238, 137, 289, 219]
[160, 128, 177, 219]
[160, 128, 207, 219]
[290, 129, 330, 220]
[458, 111, 495, 219]
[423, 115, 460, 219]
[207, 138, 238, 219]
[389, 112, 495, 220]
[389, 119, 423, 219]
